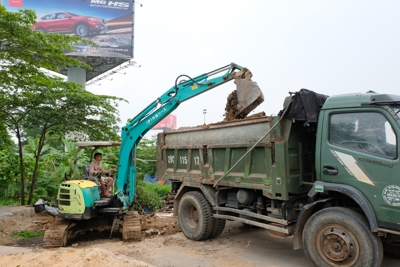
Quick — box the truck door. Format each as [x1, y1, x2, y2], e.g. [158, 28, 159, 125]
[319, 109, 400, 228]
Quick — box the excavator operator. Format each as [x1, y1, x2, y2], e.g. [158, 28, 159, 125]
[89, 152, 116, 197]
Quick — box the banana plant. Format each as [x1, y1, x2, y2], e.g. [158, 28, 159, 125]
[44, 138, 86, 179]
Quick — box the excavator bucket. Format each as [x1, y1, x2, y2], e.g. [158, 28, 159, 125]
[224, 68, 264, 121]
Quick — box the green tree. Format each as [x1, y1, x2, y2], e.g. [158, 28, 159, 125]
[0, 7, 90, 88]
[0, 147, 20, 201]
[0, 6, 88, 205]
[45, 138, 87, 179]
[0, 122, 13, 149]
[101, 115, 121, 137]
[2, 77, 125, 205]
[34, 138, 82, 204]
[0, 7, 126, 205]
[136, 136, 157, 178]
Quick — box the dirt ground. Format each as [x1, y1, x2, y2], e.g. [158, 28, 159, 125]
[0, 206, 180, 267]
[1, 206, 400, 267]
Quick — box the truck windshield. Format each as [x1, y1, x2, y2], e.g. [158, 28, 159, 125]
[329, 112, 397, 158]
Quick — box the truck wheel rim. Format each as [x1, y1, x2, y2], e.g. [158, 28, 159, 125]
[183, 205, 199, 229]
[317, 224, 359, 265]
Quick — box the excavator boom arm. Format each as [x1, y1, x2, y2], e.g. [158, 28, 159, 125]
[116, 63, 263, 210]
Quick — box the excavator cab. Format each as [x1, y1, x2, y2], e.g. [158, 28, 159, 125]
[72, 141, 121, 180]
[57, 141, 121, 221]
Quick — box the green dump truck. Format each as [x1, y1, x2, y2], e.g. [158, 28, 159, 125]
[157, 89, 400, 267]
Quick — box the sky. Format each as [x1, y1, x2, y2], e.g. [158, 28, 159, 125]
[86, 0, 400, 137]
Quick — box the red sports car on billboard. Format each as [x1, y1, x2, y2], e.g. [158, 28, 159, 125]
[32, 12, 108, 37]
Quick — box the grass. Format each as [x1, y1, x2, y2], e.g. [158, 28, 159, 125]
[135, 180, 172, 212]
[0, 198, 20, 206]
[12, 230, 45, 239]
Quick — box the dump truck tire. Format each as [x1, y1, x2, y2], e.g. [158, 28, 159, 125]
[178, 191, 213, 241]
[302, 207, 383, 267]
[209, 218, 226, 238]
[383, 240, 400, 259]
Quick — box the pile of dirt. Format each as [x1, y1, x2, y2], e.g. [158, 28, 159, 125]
[0, 206, 180, 248]
[223, 90, 266, 122]
[224, 90, 241, 122]
[0, 247, 155, 267]
[70, 211, 181, 245]
[0, 206, 55, 246]
[0, 206, 180, 266]
[223, 68, 264, 122]
[141, 211, 180, 237]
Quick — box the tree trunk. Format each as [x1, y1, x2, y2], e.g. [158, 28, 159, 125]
[16, 129, 25, 205]
[27, 127, 46, 205]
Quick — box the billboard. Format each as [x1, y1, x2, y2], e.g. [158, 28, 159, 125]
[4, 0, 134, 58]
[152, 115, 177, 130]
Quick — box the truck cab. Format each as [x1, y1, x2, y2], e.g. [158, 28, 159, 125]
[316, 92, 400, 232]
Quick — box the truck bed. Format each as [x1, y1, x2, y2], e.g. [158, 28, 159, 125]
[157, 115, 315, 201]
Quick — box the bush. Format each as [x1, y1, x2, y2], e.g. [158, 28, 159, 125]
[134, 180, 171, 213]
[33, 174, 62, 207]
[0, 198, 20, 206]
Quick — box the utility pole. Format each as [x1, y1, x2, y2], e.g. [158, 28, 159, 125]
[203, 109, 207, 124]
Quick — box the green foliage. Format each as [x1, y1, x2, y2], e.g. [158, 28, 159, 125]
[44, 138, 86, 179]
[0, 122, 13, 149]
[12, 230, 44, 239]
[32, 175, 62, 206]
[0, 7, 128, 204]
[134, 180, 171, 212]
[0, 3, 157, 205]
[0, 144, 21, 204]
[0, 198, 20, 206]
[136, 136, 157, 177]
[95, 146, 120, 170]
[0, 148, 19, 187]
[144, 182, 171, 198]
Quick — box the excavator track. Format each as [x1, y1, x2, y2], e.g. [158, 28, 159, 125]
[121, 210, 142, 241]
[43, 217, 74, 248]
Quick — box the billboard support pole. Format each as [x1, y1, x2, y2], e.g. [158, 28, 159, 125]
[67, 67, 87, 89]
[66, 67, 88, 141]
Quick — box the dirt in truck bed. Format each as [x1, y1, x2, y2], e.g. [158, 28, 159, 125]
[224, 90, 265, 122]
[224, 90, 241, 122]
[212, 87, 266, 126]
[195, 110, 266, 130]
